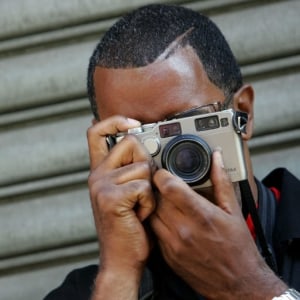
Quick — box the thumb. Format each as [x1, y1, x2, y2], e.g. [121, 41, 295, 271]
[210, 148, 241, 215]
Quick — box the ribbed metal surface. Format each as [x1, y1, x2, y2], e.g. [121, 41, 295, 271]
[0, 1, 299, 299]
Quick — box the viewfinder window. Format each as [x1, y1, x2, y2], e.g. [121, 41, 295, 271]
[195, 116, 219, 131]
[159, 122, 182, 138]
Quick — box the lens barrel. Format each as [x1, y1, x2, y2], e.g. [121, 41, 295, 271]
[161, 134, 212, 185]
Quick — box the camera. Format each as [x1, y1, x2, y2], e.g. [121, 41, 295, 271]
[108, 109, 248, 190]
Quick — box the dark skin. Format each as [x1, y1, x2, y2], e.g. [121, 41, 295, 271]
[87, 46, 287, 299]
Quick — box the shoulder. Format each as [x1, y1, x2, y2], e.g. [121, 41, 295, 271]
[262, 168, 300, 191]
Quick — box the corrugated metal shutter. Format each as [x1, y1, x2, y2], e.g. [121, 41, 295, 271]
[0, 1, 299, 299]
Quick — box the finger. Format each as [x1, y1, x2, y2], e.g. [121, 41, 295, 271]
[89, 134, 157, 185]
[150, 212, 172, 243]
[210, 149, 241, 215]
[89, 161, 154, 197]
[121, 179, 156, 221]
[153, 169, 209, 214]
[152, 171, 212, 237]
[87, 116, 141, 170]
[114, 161, 154, 185]
[135, 180, 157, 222]
[150, 199, 190, 260]
[103, 134, 154, 170]
[94, 179, 156, 222]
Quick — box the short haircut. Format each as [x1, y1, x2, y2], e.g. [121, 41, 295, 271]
[87, 4, 243, 120]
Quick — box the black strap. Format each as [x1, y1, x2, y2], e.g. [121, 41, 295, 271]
[256, 179, 278, 263]
[239, 179, 278, 273]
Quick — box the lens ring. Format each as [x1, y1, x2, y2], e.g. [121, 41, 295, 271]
[162, 134, 212, 185]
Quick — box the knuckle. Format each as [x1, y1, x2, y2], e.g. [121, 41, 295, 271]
[169, 239, 185, 260]
[88, 170, 103, 189]
[89, 179, 102, 204]
[86, 125, 96, 139]
[95, 190, 111, 210]
[88, 171, 96, 185]
[177, 225, 193, 244]
[160, 177, 179, 195]
[130, 179, 152, 196]
[199, 209, 214, 229]
[141, 180, 153, 195]
[90, 185, 101, 205]
[94, 185, 118, 215]
[139, 161, 152, 178]
[88, 173, 110, 204]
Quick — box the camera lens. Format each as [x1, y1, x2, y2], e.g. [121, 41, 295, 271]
[162, 134, 212, 185]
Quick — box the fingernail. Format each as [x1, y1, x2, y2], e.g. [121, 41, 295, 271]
[126, 118, 141, 126]
[214, 147, 225, 169]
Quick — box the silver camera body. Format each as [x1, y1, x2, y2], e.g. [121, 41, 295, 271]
[109, 109, 248, 190]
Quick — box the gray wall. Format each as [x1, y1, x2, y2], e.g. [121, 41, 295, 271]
[0, 0, 299, 299]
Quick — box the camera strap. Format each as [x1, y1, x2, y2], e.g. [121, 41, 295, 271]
[239, 179, 278, 273]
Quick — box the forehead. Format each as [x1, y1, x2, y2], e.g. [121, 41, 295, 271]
[93, 46, 224, 123]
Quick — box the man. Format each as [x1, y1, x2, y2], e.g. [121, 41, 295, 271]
[45, 4, 300, 300]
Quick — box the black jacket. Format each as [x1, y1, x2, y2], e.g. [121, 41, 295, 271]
[262, 168, 300, 289]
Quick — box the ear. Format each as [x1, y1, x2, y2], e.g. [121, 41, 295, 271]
[232, 84, 254, 141]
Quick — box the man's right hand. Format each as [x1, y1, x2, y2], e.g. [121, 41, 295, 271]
[87, 116, 156, 299]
